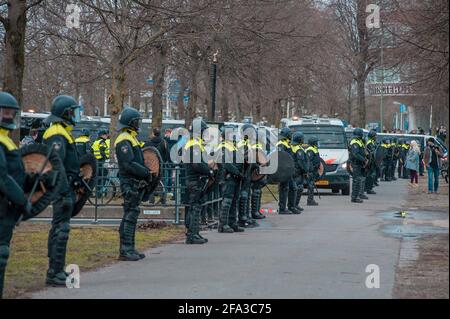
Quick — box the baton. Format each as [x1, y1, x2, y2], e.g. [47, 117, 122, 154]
[17, 143, 56, 226]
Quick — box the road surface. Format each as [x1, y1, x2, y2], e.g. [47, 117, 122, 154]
[32, 180, 409, 299]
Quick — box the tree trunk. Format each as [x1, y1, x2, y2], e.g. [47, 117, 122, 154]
[220, 78, 229, 121]
[109, 61, 126, 157]
[176, 74, 187, 120]
[152, 43, 167, 133]
[2, 0, 27, 143]
[356, 75, 366, 127]
[186, 67, 199, 128]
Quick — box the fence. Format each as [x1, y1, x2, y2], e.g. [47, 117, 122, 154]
[90, 161, 222, 224]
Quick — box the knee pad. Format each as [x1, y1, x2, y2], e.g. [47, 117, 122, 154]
[56, 222, 70, 242]
[0, 245, 10, 269]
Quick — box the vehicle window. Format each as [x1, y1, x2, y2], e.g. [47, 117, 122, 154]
[291, 125, 346, 149]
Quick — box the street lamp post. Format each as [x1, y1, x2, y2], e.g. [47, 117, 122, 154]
[380, 27, 384, 132]
[210, 51, 219, 122]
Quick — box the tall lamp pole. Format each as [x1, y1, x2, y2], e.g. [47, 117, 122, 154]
[210, 50, 219, 122]
[380, 27, 384, 132]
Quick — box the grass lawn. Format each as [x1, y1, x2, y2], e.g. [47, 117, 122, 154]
[261, 184, 278, 205]
[4, 222, 184, 299]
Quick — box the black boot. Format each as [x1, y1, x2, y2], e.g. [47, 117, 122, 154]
[46, 222, 70, 286]
[230, 224, 245, 232]
[307, 200, 319, 206]
[351, 198, 364, 203]
[360, 194, 369, 200]
[367, 190, 376, 195]
[186, 207, 207, 244]
[218, 225, 234, 233]
[251, 189, 266, 219]
[119, 220, 141, 261]
[279, 208, 292, 214]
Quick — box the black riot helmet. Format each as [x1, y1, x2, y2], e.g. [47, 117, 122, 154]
[0, 91, 20, 130]
[368, 130, 377, 140]
[279, 127, 292, 140]
[291, 131, 304, 146]
[308, 136, 319, 147]
[98, 129, 109, 137]
[80, 129, 90, 137]
[353, 128, 364, 138]
[118, 107, 142, 131]
[45, 95, 81, 125]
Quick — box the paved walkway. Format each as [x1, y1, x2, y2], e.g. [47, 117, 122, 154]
[32, 180, 409, 299]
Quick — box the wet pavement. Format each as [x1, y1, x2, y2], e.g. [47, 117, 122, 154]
[31, 179, 447, 299]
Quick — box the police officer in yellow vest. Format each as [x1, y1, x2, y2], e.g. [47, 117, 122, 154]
[75, 128, 91, 157]
[237, 124, 260, 226]
[92, 129, 110, 161]
[277, 127, 295, 213]
[0, 92, 32, 298]
[380, 138, 393, 181]
[92, 129, 110, 197]
[305, 136, 321, 206]
[398, 138, 410, 179]
[115, 108, 153, 261]
[364, 130, 378, 195]
[216, 125, 245, 233]
[290, 132, 308, 213]
[182, 118, 213, 244]
[349, 128, 368, 203]
[43, 95, 81, 286]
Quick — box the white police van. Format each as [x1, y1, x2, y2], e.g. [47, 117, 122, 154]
[288, 117, 350, 195]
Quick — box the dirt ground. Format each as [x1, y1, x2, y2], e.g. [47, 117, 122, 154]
[393, 175, 449, 299]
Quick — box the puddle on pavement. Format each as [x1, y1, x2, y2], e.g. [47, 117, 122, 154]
[380, 223, 448, 239]
[378, 210, 449, 239]
[377, 210, 448, 221]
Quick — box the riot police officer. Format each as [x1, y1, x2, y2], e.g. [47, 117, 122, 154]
[381, 138, 392, 181]
[391, 138, 399, 181]
[115, 107, 152, 260]
[182, 118, 213, 244]
[249, 127, 267, 220]
[290, 132, 308, 213]
[237, 124, 259, 227]
[0, 92, 32, 298]
[216, 125, 245, 233]
[398, 139, 410, 179]
[277, 127, 295, 213]
[349, 128, 368, 203]
[364, 130, 377, 195]
[43, 95, 81, 286]
[305, 136, 320, 206]
[75, 128, 91, 156]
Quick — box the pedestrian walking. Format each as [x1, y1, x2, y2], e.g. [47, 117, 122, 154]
[405, 140, 420, 187]
[423, 138, 442, 194]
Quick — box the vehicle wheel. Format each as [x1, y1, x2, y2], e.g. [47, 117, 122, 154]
[332, 188, 340, 194]
[341, 185, 350, 196]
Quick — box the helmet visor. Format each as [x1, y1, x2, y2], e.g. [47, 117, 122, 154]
[0, 107, 20, 129]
